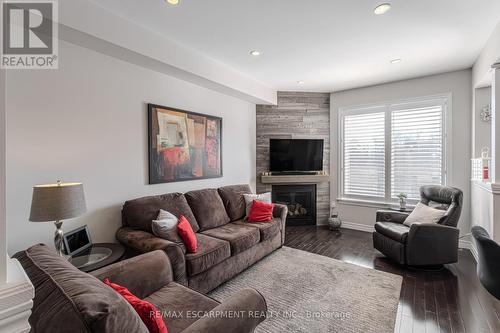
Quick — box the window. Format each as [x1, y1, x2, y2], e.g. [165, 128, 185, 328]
[340, 95, 449, 202]
[343, 109, 386, 198]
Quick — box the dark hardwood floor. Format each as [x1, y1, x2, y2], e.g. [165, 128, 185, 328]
[284, 226, 500, 333]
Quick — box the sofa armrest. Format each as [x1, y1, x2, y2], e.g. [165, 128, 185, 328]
[116, 227, 188, 285]
[91, 250, 173, 299]
[406, 223, 459, 265]
[182, 289, 267, 333]
[273, 204, 288, 244]
[376, 210, 409, 224]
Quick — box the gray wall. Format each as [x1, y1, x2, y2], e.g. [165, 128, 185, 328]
[256, 92, 330, 224]
[6, 40, 257, 254]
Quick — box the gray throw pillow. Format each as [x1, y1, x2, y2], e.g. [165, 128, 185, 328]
[151, 209, 183, 243]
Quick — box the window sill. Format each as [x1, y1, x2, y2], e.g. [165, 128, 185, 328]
[336, 197, 416, 210]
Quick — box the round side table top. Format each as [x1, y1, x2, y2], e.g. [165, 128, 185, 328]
[69, 243, 125, 273]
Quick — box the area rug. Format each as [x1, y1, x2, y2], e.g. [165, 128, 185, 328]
[208, 246, 402, 333]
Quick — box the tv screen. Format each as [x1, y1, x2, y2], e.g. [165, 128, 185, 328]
[270, 139, 324, 172]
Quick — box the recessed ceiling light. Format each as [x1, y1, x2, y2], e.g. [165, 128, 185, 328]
[374, 3, 391, 15]
[250, 50, 261, 56]
[297, 80, 304, 85]
[390, 58, 402, 64]
[166, 0, 179, 5]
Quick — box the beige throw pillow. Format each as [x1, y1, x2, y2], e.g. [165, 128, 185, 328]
[403, 202, 446, 227]
[151, 209, 183, 243]
[243, 192, 272, 219]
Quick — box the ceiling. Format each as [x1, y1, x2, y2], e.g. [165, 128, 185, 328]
[94, 0, 500, 92]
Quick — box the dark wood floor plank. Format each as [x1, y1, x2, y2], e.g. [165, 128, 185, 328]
[283, 226, 500, 333]
[413, 274, 426, 333]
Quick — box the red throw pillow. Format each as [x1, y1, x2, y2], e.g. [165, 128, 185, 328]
[248, 199, 275, 222]
[177, 215, 198, 253]
[104, 279, 168, 333]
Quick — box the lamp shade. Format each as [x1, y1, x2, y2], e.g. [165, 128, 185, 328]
[29, 182, 86, 222]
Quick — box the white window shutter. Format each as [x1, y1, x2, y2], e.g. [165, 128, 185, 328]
[343, 111, 386, 198]
[390, 103, 444, 200]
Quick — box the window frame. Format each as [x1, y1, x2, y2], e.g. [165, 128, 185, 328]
[338, 93, 452, 205]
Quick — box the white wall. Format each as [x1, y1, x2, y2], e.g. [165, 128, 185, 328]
[473, 22, 500, 88]
[469, 21, 500, 247]
[5, 40, 256, 254]
[330, 70, 472, 235]
[0, 69, 6, 282]
[473, 87, 492, 157]
[471, 182, 494, 235]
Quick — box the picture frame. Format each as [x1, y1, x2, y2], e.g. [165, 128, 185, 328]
[148, 103, 223, 184]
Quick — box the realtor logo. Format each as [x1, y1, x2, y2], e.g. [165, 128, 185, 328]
[1, 0, 58, 69]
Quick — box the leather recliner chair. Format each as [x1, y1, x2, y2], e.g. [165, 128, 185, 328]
[373, 185, 463, 266]
[472, 226, 500, 300]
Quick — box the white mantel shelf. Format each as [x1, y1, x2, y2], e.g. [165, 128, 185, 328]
[261, 174, 330, 184]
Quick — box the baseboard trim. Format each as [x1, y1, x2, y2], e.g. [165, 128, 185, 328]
[341, 221, 478, 262]
[459, 239, 478, 262]
[341, 221, 375, 233]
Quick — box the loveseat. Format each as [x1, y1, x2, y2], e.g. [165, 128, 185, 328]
[116, 184, 288, 293]
[14, 244, 267, 333]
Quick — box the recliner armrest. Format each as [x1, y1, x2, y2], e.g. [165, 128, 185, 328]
[182, 288, 267, 333]
[91, 250, 173, 299]
[376, 210, 409, 224]
[406, 223, 459, 265]
[116, 227, 188, 285]
[408, 222, 459, 242]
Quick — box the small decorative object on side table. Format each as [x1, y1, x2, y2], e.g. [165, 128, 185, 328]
[69, 243, 125, 272]
[396, 192, 407, 211]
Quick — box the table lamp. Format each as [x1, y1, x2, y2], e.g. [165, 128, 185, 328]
[29, 181, 87, 256]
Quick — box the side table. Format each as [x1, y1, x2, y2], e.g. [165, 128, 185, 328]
[69, 243, 125, 273]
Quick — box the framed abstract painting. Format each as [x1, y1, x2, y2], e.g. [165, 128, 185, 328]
[148, 103, 223, 184]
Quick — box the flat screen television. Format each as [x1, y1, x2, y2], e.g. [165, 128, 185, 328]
[270, 139, 324, 172]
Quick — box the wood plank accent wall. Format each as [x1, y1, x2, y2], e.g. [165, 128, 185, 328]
[256, 91, 330, 225]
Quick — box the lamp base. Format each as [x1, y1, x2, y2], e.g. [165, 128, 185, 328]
[54, 221, 64, 256]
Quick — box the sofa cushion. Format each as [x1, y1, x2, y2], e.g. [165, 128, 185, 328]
[234, 218, 282, 242]
[218, 184, 253, 221]
[144, 282, 219, 333]
[201, 223, 260, 255]
[185, 189, 230, 231]
[104, 279, 168, 333]
[185, 234, 231, 276]
[14, 244, 148, 333]
[123, 193, 199, 233]
[374, 221, 410, 243]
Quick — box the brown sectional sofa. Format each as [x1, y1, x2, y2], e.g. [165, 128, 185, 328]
[117, 184, 288, 293]
[14, 244, 266, 333]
